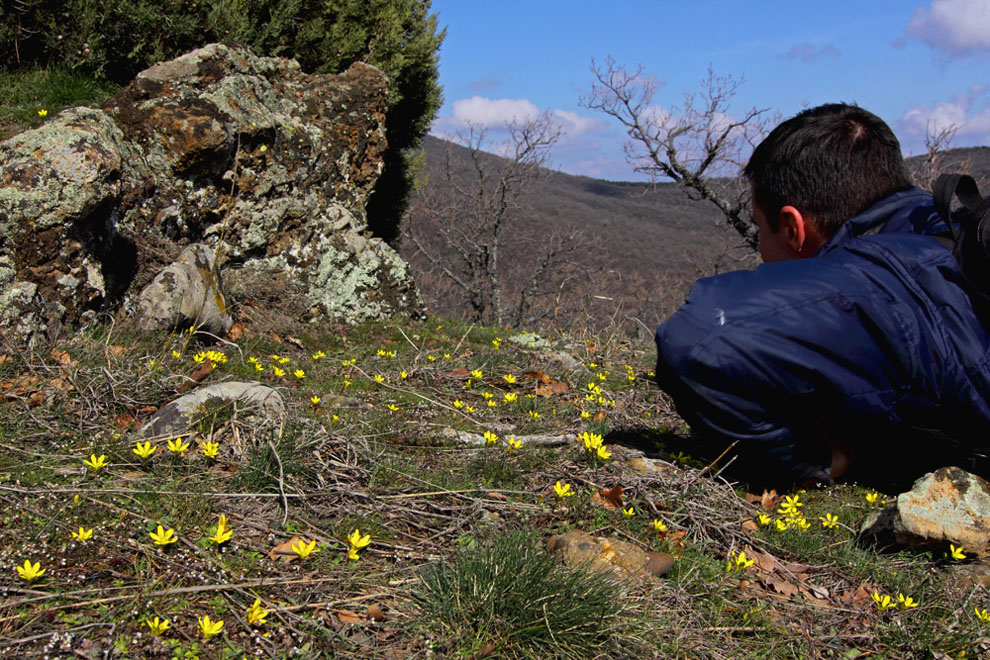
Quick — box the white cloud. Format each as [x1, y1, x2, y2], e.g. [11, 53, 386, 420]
[900, 85, 990, 142]
[780, 42, 842, 62]
[905, 0, 990, 56]
[451, 96, 539, 126]
[552, 109, 603, 136]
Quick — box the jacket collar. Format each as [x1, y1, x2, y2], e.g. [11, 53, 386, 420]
[816, 187, 943, 256]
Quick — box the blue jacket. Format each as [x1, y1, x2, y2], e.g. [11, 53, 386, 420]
[655, 188, 990, 487]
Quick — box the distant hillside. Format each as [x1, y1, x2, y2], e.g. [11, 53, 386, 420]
[401, 135, 990, 336]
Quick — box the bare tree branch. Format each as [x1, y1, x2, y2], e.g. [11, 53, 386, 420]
[581, 57, 771, 250]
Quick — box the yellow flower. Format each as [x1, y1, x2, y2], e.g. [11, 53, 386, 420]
[167, 437, 190, 455]
[386, 403, 399, 411]
[37, 108, 48, 117]
[528, 410, 541, 419]
[348, 528, 371, 549]
[506, 437, 522, 451]
[503, 393, 517, 403]
[757, 514, 772, 527]
[272, 367, 286, 377]
[465, 405, 476, 413]
[210, 514, 232, 545]
[255, 363, 264, 372]
[597, 372, 607, 381]
[732, 550, 755, 571]
[245, 599, 268, 626]
[373, 374, 385, 383]
[580, 410, 591, 419]
[293, 369, 305, 379]
[491, 339, 501, 350]
[400, 370, 408, 379]
[312, 351, 325, 360]
[150, 525, 177, 546]
[471, 369, 483, 379]
[865, 491, 880, 504]
[820, 513, 839, 529]
[172, 350, 182, 359]
[16, 559, 45, 582]
[950, 543, 967, 560]
[347, 528, 371, 560]
[483, 430, 499, 446]
[975, 607, 990, 623]
[596, 444, 611, 460]
[774, 519, 788, 532]
[377, 349, 387, 357]
[198, 615, 224, 640]
[481, 392, 493, 400]
[443, 353, 451, 359]
[193, 352, 207, 364]
[453, 399, 464, 409]
[777, 494, 802, 516]
[427, 355, 436, 362]
[71, 526, 94, 541]
[580, 431, 603, 451]
[201, 441, 219, 459]
[503, 374, 516, 384]
[278, 357, 290, 364]
[553, 481, 574, 499]
[145, 616, 170, 636]
[291, 538, 319, 559]
[133, 441, 156, 460]
[871, 591, 896, 611]
[83, 454, 108, 472]
[622, 506, 634, 517]
[627, 374, 636, 382]
[310, 395, 321, 405]
[651, 519, 668, 532]
[487, 399, 497, 408]
[897, 593, 919, 609]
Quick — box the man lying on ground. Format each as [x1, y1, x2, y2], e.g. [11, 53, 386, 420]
[655, 103, 990, 489]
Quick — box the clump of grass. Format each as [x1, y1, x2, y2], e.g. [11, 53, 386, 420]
[414, 529, 647, 659]
[0, 65, 117, 135]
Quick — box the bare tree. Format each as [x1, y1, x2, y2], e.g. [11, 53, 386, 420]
[403, 113, 591, 328]
[582, 58, 771, 250]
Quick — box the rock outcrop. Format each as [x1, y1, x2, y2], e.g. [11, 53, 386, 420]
[0, 42, 423, 344]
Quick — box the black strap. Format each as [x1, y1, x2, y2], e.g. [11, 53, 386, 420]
[934, 174, 984, 240]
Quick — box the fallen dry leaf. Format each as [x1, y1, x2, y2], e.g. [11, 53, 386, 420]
[744, 489, 781, 510]
[467, 642, 497, 660]
[449, 367, 470, 378]
[486, 491, 507, 501]
[337, 609, 366, 625]
[593, 411, 606, 421]
[114, 414, 135, 429]
[591, 484, 624, 510]
[286, 335, 304, 349]
[268, 535, 303, 563]
[535, 381, 569, 397]
[524, 370, 552, 384]
[367, 604, 385, 621]
[227, 323, 245, 340]
[108, 345, 127, 357]
[741, 519, 759, 532]
[50, 348, 74, 366]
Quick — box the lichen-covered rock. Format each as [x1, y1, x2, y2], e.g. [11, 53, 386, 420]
[0, 107, 127, 325]
[135, 244, 232, 334]
[0, 42, 423, 342]
[858, 466, 990, 556]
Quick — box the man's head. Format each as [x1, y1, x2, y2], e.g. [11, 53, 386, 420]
[744, 103, 913, 262]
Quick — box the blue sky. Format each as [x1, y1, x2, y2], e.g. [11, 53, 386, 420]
[427, 0, 990, 181]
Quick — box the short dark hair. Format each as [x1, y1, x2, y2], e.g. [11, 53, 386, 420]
[744, 103, 913, 237]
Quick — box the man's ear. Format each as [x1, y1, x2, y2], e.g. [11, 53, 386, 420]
[778, 205, 817, 257]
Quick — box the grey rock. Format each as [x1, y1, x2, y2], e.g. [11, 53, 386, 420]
[137, 381, 285, 440]
[135, 244, 232, 334]
[858, 466, 990, 556]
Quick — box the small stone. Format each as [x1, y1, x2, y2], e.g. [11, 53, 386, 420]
[546, 529, 673, 582]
